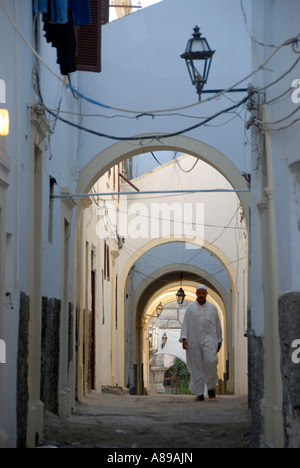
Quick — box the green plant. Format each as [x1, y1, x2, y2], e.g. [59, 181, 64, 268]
[170, 358, 191, 395]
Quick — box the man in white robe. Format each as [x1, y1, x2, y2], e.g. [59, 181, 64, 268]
[180, 285, 223, 400]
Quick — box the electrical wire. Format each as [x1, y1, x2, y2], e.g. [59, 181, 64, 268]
[56, 32, 300, 114]
[270, 117, 300, 132]
[265, 87, 293, 106]
[240, 0, 278, 48]
[132, 256, 247, 286]
[1, 0, 299, 116]
[66, 29, 300, 114]
[255, 104, 300, 126]
[173, 155, 200, 173]
[124, 233, 247, 284]
[186, 206, 242, 265]
[151, 152, 162, 166]
[94, 197, 247, 231]
[3, 0, 299, 141]
[258, 54, 300, 93]
[40, 95, 250, 141]
[37, 102, 248, 122]
[116, 204, 244, 272]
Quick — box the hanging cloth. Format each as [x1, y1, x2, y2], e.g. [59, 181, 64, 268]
[34, 0, 91, 75]
[33, 0, 47, 14]
[72, 0, 91, 25]
[34, 0, 68, 23]
[33, 0, 91, 25]
[43, 2, 77, 74]
[49, 0, 69, 24]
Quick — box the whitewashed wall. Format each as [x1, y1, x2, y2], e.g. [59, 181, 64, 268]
[76, 0, 252, 177]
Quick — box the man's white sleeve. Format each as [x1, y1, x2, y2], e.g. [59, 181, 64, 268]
[179, 308, 189, 342]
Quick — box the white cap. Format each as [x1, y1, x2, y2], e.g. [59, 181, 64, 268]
[196, 284, 207, 291]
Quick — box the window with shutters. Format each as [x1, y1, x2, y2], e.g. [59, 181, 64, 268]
[75, 0, 109, 73]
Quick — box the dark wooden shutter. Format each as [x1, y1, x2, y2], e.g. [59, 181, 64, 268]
[75, 0, 108, 73]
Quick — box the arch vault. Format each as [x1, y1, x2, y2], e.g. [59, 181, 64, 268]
[74, 134, 250, 396]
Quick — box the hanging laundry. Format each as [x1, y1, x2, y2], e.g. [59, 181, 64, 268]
[72, 0, 92, 25]
[42, 2, 76, 74]
[48, 0, 69, 24]
[33, 0, 47, 14]
[33, 0, 91, 75]
[33, 0, 68, 22]
[33, 0, 91, 25]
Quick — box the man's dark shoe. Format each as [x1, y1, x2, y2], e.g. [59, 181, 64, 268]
[195, 395, 204, 401]
[208, 389, 216, 399]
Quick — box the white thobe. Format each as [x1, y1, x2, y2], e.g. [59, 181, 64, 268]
[180, 300, 223, 396]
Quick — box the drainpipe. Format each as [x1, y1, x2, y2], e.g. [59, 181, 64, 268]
[260, 104, 284, 447]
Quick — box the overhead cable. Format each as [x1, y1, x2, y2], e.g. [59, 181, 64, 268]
[240, 0, 277, 48]
[65, 36, 300, 114]
[52, 188, 249, 199]
[40, 95, 250, 142]
[95, 198, 247, 231]
[1, 0, 299, 116]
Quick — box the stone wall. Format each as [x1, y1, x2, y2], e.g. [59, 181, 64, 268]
[16, 292, 30, 448]
[40, 297, 61, 415]
[247, 312, 265, 448]
[278, 292, 300, 448]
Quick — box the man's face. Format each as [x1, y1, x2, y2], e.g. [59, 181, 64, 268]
[196, 288, 207, 305]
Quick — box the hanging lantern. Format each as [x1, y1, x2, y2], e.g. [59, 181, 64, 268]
[176, 287, 186, 305]
[181, 26, 215, 100]
[161, 332, 168, 348]
[156, 302, 163, 318]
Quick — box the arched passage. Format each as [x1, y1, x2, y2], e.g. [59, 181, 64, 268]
[77, 135, 250, 226]
[133, 263, 229, 314]
[121, 235, 246, 394]
[135, 277, 227, 395]
[74, 135, 249, 398]
[124, 250, 230, 395]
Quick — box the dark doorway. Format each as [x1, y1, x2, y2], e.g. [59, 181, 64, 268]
[90, 270, 96, 390]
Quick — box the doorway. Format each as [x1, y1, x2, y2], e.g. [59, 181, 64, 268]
[90, 269, 96, 390]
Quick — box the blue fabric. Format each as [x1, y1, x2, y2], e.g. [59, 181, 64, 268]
[43, 2, 77, 74]
[49, 0, 69, 24]
[33, 0, 48, 14]
[72, 0, 91, 25]
[33, 0, 68, 23]
[33, 0, 91, 25]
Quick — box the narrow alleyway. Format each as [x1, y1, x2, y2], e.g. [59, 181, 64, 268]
[42, 392, 250, 449]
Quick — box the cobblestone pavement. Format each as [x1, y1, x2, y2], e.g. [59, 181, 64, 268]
[41, 392, 251, 449]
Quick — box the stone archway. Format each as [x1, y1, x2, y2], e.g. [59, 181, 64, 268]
[77, 135, 249, 226]
[74, 135, 249, 394]
[119, 234, 239, 393]
[135, 277, 227, 396]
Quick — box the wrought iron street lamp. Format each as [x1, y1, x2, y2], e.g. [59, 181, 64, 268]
[156, 302, 163, 318]
[161, 332, 168, 348]
[176, 273, 186, 305]
[176, 287, 186, 305]
[181, 26, 215, 100]
[181, 26, 249, 100]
